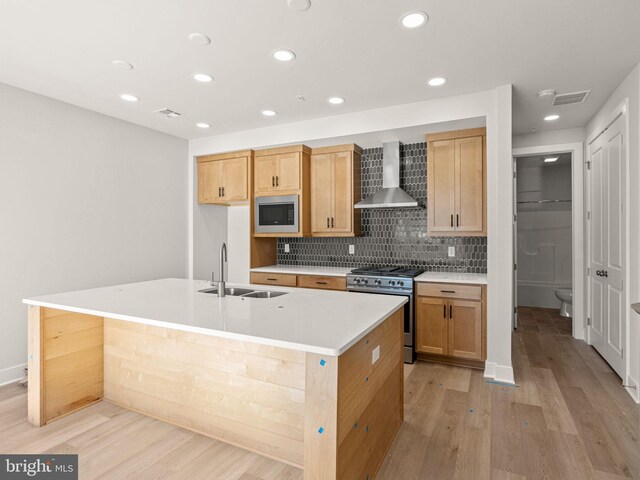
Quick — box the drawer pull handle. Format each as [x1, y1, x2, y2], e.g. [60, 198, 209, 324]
[267, 278, 278, 281]
[441, 290, 456, 293]
[443, 305, 446, 318]
[450, 305, 453, 318]
[316, 281, 328, 285]
[450, 214, 454, 227]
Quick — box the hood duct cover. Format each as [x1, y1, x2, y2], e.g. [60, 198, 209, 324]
[354, 141, 421, 209]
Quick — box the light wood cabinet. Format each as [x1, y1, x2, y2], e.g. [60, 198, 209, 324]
[197, 150, 251, 205]
[310, 144, 362, 237]
[250, 272, 347, 291]
[427, 128, 486, 236]
[415, 282, 485, 363]
[254, 152, 302, 196]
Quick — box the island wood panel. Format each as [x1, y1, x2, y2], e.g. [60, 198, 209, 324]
[250, 272, 298, 287]
[27, 306, 104, 426]
[103, 318, 306, 467]
[297, 275, 346, 291]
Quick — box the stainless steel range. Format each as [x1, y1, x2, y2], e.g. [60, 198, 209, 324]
[346, 266, 424, 364]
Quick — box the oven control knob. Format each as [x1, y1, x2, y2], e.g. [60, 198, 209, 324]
[375, 279, 382, 285]
[397, 281, 404, 287]
[354, 278, 361, 284]
[389, 280, 396, 286]
[362, 279, 369, 284]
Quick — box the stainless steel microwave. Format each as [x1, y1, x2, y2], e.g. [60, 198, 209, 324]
[255, 195, 299, 234]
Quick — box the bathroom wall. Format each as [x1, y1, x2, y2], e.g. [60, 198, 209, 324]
[277, 142, 488, 272]
[516, 155, 572, 308]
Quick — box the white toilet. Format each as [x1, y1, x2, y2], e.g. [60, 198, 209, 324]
[555, 288, 573, 318]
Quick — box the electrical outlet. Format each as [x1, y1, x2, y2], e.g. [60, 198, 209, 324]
[448, 246, 455, 257]
[349, 245, 355, 255]
[372, 345, 381, 365]
[284, 244, 290, 253]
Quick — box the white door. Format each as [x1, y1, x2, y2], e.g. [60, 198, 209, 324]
[513, 158, 518, 329]
[588, 114, 626, 378]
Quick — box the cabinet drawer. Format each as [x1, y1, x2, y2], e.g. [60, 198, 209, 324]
[250, 272, 297, 287]
[298, 275, 346, 291]
[416, 282, 482, 300]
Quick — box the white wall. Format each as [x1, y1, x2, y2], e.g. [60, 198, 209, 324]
[188, 86, 516, 384]
[0, 82, 188, 385]
[513, 127, 586, 149]
[586, 63, 640, 402]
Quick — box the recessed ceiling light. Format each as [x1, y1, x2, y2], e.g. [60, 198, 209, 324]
[196, 123, 211, 129]
[112, 60, 133, 71]
[427, 77, 447, 87]
[328, 97, 345, 105]
[261, 110, 277, 117]
[193, 73, 214, 83]
[401, 11, 429, 28]
[188, 33, 211, 46]
[544, 157, 559, 163]
[544, 114, 560, 121]
[120, 94, 140, 102]
[273, 49, 296, 62]
[287, 0, 311, 11]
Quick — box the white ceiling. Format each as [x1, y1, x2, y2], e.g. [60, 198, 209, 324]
[1, 0, 639, 140]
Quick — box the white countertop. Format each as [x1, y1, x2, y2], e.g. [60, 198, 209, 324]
[415, 272, 487, 285]
[250, 265, 352, 277]
[23, 278, 406, 356]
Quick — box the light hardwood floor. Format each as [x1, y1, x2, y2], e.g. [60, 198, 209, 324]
[1, 307, 638, 480]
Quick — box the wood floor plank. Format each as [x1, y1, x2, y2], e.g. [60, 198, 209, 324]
[454, 426, 490, 480]
[376, 424, 431, 480]
[515, 402, 562, 479]
[531, 367, 578, 434]
[559, 384, 633, 478]
[549, 430, 598, 480]
[420, 389, 468, 479]
[464, 370, 491, 429]
[490, 469, 527, 480]
[490, 387, 526, 477]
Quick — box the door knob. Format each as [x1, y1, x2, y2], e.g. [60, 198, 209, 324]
[596, 270, 602, 276]
[603, 270, 608, 277]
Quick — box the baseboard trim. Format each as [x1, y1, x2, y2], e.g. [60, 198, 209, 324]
[625, 374, 639, 404]
[484, 361, 515, 385]
[0, 363, 27, 387]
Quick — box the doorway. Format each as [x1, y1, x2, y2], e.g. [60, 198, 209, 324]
[513, 152, 574, 334]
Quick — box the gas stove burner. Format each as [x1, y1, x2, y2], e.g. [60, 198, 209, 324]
[349, 266, 424, 278]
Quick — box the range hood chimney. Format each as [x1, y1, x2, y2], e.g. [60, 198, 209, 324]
[354, 141, 420, 209]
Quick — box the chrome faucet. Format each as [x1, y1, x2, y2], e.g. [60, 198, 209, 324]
[216, 242, 227, 297]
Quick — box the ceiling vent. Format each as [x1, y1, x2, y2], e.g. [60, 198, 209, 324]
[552, 90, 591, 106]
[154, 108, 182, 119]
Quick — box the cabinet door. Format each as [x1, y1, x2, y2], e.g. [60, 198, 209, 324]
[428, 140, 456, 232]
[331, 151, 353, 233]
[197, 161, 223, 203]
[276, 152, 301, 191]
[415, 297, 448, 355]
[449, 300, 482, 360]
[455, 136, 484, 232]
[221, 157, 248, 202]
[311, 154, 333, 233]
[255, 155, 277, 195]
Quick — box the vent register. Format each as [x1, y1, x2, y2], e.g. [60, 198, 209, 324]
[552, 90, 590, 106]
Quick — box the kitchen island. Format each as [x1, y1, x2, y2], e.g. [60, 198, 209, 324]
[23, 278, 406, 480]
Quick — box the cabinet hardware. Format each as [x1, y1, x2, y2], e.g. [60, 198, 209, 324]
[266, 278, 277, 281]
[441, 290, 456, 294]
[276, 176, 279, 187]
[316, 281, 328, 285]
[327, 217, 330, 228]
[331, 217, 334, 228]
[456, 214, 459, 227]
[272, 176, 275, 187]
[443, 305, 446, 318]
[218, 187, 222, 197]
[222, 187, 225, 197]
[450, 214, 453, 227]
[450, 305, 453, 318]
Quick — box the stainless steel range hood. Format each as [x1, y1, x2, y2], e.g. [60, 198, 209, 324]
[354, 141, 420, 209]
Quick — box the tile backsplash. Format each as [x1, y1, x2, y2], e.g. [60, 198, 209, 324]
[277, 142, 487, 273]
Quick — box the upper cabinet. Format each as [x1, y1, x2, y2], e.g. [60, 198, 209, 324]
[427, 128, 486, 236]
[197, 150, 251, 205]
[310, 144, 362, 237]
[255, 147, 310, 196]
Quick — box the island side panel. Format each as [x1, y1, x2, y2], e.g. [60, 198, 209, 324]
[103, 318, 306, 467]
[337, 308, 404, 480]
[28, 307, 104, 426]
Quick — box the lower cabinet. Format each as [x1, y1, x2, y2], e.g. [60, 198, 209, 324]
[415, 283, 485, 362]
[250, 272, 346, 291]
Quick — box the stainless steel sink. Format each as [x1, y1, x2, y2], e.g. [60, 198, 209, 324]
[198, 287, 255, 296]
[242, 291, 288, 299]
[198, 287, 288, 299]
